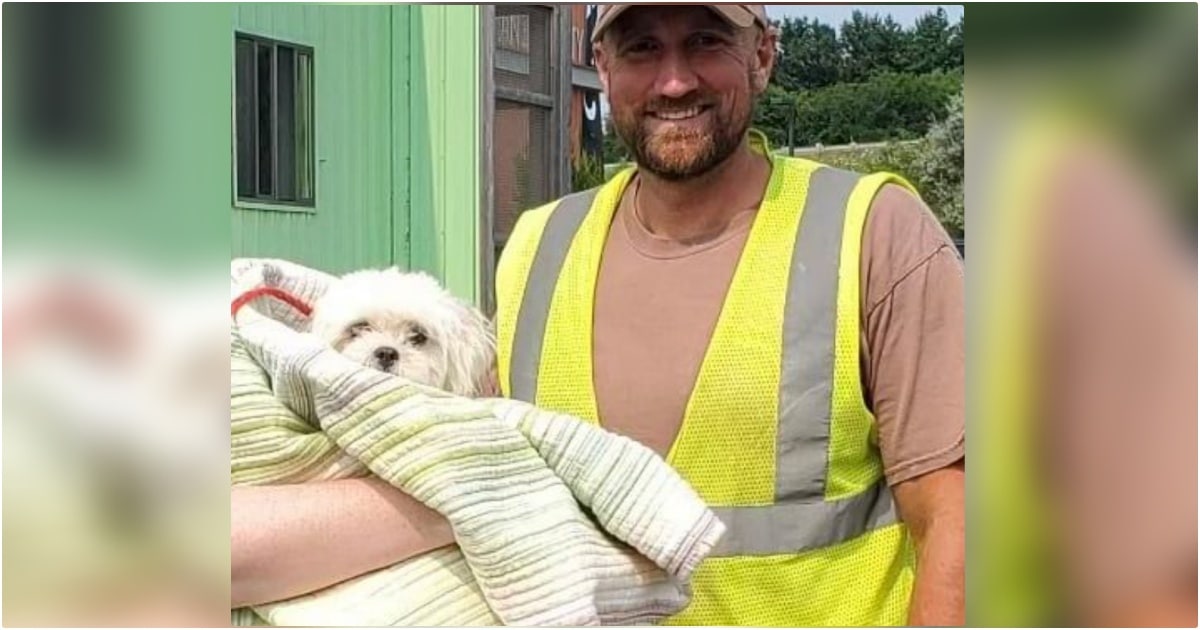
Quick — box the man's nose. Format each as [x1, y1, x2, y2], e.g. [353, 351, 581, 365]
[655, 51, 699, 99]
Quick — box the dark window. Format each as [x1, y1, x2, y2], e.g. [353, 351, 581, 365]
[492, 5, 560, 269]
[235, 33, 314, 206]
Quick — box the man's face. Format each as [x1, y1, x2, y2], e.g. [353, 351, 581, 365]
[595, 6, 774, 181]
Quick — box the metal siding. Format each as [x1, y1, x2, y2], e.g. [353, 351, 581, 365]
[391, 5, 413, 270]
[406, 5, 482, 304]
[230, 4, 483, 306]
[231, 4, 397, 275]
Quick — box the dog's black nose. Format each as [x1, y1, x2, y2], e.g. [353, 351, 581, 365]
[373, 347, 399, 365]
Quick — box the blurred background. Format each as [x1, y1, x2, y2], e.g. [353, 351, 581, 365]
[2, 2, 1194, 626]
[967, 3, 1196, 627]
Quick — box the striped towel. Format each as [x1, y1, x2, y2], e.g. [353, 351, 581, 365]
[231, 259, 725, 626]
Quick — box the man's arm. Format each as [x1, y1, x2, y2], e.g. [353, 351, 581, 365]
[231, 477, 454, 608]
[893, 461, 965, 626]
[857, 185, 966, 625]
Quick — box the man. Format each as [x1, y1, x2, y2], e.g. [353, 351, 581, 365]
[491, 5, 962, 625]
[232, 4, 964, 625]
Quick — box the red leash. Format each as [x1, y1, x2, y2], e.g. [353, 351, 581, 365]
[231, 286, 313, 319]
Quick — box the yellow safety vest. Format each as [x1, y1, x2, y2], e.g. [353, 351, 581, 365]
[495, 141, 918, 626]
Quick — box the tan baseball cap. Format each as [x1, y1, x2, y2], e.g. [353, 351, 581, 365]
[591, 4, 768, 43]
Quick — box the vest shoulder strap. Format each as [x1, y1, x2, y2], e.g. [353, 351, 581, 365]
[496, 186, 602, 398]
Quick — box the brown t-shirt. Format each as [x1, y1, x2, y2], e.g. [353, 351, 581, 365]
[592, 177, 965, 486]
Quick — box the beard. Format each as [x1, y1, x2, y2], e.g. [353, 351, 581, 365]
[612, 84, 755, 181]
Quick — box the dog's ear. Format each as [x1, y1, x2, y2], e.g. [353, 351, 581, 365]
[442, 298, 497, 397]
[307, 297, 340, 343]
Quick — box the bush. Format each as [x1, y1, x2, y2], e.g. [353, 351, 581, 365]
[814, 141, 926, 180]
[915, 94, 964, 237]
[807, 94, 964, 237]
[755, 70, 962, 149]
[571, 151, 607, 192]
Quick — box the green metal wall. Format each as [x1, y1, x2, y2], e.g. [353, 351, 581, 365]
[403, 5, 483, 305]
[230, 4, 484, 304]
[231, 4, 396, 276]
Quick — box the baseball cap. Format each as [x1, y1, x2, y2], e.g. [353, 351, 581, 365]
[591, 4, 768, 43]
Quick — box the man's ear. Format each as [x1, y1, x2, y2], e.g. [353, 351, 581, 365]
[750, 26, 778, 95]
[593, 43, 611, 94]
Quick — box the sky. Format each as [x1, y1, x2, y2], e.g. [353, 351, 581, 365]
[765, 4, 963, 27]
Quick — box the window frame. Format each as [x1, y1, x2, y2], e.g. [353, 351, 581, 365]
[482, 5, 572, 314]
[232, 31, 317, 212]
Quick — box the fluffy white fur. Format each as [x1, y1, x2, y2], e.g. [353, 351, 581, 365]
[309, 268, 496, 397]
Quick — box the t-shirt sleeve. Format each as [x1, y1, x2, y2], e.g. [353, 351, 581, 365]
[859, 184, 965, 486]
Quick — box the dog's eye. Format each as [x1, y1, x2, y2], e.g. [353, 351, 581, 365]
[409, 328, 427, 346]
[347, 321, 372, 337]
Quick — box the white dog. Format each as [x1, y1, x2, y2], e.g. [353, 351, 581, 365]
[309, 268, 496, 397]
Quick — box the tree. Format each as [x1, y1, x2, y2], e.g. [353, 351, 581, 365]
[782, 70, 962, 147]
[947, 13, 964, 71]
[838, 11, 906, 82]
[903, 8, 957, 74]
[773, 17, 842, 91]
[752, 83, 798, 150]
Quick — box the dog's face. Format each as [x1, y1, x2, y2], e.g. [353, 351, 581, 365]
[308, 269, 495, 396]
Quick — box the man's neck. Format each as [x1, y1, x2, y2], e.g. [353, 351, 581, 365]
[633, 139, 771, 245]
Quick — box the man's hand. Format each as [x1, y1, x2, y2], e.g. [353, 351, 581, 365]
[893, 460, 965, 626]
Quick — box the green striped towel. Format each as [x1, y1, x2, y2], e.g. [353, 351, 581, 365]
[231, 259, 725, 626]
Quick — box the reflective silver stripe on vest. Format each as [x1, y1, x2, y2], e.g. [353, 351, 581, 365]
[508, 167, 899, 557]
[776, 166, 861, 502]
[710, 480, 898, 557]
[509, 188, 598, 402]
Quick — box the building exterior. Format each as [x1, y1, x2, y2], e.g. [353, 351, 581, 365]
[231, 4, 484, 306]
[5, 3, 600, 310]
[487, 4, 602, 312]
[226, 3, 600, 313]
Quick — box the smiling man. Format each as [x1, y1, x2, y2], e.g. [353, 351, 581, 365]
[231, 4, 964, 626]
[494, 4, 965, 626]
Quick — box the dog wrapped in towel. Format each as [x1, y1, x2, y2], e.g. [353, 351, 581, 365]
[230, 259, 726, 626]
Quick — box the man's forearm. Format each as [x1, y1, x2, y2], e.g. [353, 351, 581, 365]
[231, 477, 454, 608]
[908, 511, 965, 625]
[893, 463, 965, 626]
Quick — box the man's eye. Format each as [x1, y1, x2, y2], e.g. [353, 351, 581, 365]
[624, 40, 657, 55]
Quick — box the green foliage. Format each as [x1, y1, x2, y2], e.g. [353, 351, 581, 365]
[915, 93, 964, 236]
[752, 84, 799, 150]
[759, 7, 965, 235]
[571, 151, 607, 192]
[903, 8, 962, 74]
[602, 116, 630, 165]
[756, 70, 961, 148]
[773, 8, 963, 90]
[808, 95, 964, 237]
[838, 11, 908, 83]
[774, 17, 842, 91]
